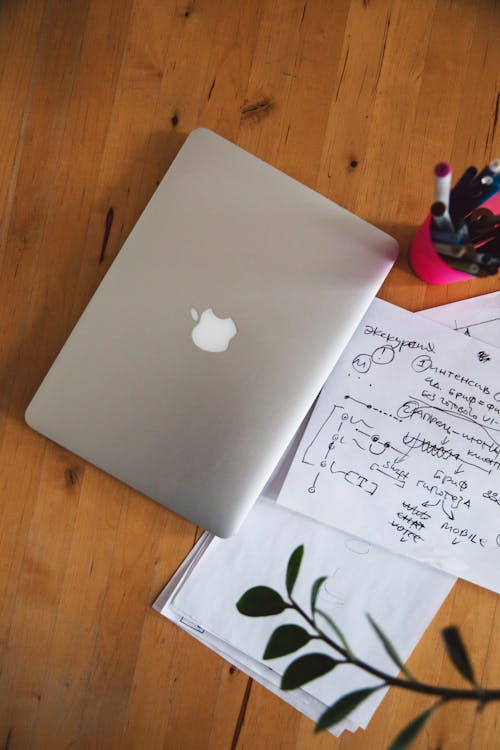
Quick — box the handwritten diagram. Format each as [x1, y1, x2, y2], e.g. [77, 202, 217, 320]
[277, 298, 500, 594]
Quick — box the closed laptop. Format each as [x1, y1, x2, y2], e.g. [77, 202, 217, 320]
[25, 129, 398, 536]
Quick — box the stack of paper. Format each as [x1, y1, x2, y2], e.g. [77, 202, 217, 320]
[154, 497, 455, 735]
[154, 292, 500, 737]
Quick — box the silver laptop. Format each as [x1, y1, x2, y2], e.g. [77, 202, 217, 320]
[25, 129, 398, 536]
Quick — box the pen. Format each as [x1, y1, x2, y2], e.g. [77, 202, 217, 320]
[431, 201, 455, 233]
[470, 214, 500, 229]
[475, 158, 500, 183]
[435, 241, 500, 272]
[469, 227, 500, 245]
[430, 229, 465, 244]
[443, 258, 486, 276]
[449, 166, 477, 217]
[434, 243, 473, 259]
[466, 210, 498, 242]
[467, 175, 494, 205]
[474, 179, 500, 207]
[473, 251, 500, 268]
[474, 235, 500, 258]
[469, 159, 500, 196]
[469, 172, 500, 209]
[466, 207, 495, 223]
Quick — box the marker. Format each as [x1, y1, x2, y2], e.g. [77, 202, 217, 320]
[468, 170, 500, 208]
[466, 207, 495, 224]
[475, 235, 500, 258]
[469, 174, 494, 202]
[443, 258, 484, 276]
[476, 158, 500, 182]
[465, 208, 498, 241]
[434, 245, 498, 273]
[431, 201, 455, 233]
[472, 250, 500, 267]
[434, 243, 471, 259]
[449, 166, 477, 219]
[471, 179, 500, 208]
[470, 160, 500, 194]
[453, 215, 469, 241]
[430, 228, 465, 244]
[450, 166, 476, 198]
[468, 225, 500, 244]
[472, 213, 500, 228]
[484, 264, 500, 276]
[434, 162, 452, 207]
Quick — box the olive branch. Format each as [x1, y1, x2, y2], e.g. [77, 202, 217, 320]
[236, 545, 500, 750]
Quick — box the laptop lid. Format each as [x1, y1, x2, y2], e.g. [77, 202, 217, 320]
[25, 129, 398, 536]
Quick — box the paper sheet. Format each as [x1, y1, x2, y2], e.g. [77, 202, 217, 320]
[167, 498, 454, 729]
[419, 291, 500, 347]
[153, 532, 357, 736]
[277, 298, 500, 593]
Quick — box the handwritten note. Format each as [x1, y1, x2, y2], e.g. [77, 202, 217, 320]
[277, 299, 500, 594]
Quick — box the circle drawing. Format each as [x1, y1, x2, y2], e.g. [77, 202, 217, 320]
[352, 353, 372, 374]
[372, 345, 395, 365]
[411, 354, 433, 373]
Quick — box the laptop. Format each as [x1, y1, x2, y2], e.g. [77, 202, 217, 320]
[25, 129, 398, 537]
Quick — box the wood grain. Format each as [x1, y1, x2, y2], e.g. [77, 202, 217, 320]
[0, 1, 499, 748]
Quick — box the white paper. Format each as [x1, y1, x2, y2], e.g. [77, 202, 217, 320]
[277, 298, 500, 593]
[419, 291, 500, 347]
[153, 533, 357, 736]
[168, 498, 454, 728]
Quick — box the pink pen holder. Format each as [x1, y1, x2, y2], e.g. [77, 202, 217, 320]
[409, 191, 500, 284]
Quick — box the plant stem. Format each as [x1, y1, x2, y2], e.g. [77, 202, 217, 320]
[289, 598, 500, 704]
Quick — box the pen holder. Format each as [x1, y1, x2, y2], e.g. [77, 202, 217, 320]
[409, 191, 500, 284]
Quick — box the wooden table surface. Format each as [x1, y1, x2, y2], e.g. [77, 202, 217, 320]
[1, 1, 499, 748]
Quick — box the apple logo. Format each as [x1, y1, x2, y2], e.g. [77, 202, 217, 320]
[190, 307, 237, 353]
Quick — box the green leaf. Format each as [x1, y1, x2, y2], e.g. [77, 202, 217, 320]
[263, 624, 312, 659]
[315, 608, 354, 658]
[366, 614, 414, 681]
[310, 576, 327, 614]
[286, 545, 304, 597]
[442, 626, 476, 685]
[315, 687, 378, 731]
[281, 653, 339, 690]
[387, 704, 440, 750]
[236, 586, 287, 617]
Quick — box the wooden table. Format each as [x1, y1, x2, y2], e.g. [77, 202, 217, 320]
[1, 1, 499, 748]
